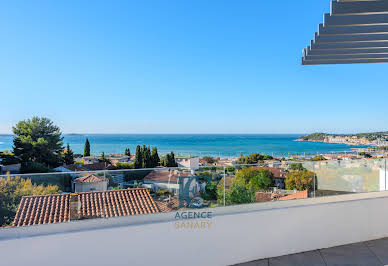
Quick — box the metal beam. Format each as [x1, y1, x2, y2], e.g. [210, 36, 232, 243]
[324, 13, 388, 26]
[315, 32, 388, 42]
[302, 57, 388, 65]
[311, 40, 388, 49]
[304, 53, 388, 60]
[332, 0, 388, 15]
[318, 23, 388, 35]
[305, 46, 388, 55]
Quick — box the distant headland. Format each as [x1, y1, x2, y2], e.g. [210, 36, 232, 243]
[297, 132, 388, 146]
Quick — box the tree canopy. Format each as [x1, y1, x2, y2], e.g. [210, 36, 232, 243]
[63, 143, 74, 165]
[84, 138, 91, 157]
[163, 152, 178, 167]
[285, 170, 316, 191]
[12, 117, 63, 168]
[0, 176, 60, 226]
[237, 153, 273, 164]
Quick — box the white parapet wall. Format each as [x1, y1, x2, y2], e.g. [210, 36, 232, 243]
[2, 192, 388, 266]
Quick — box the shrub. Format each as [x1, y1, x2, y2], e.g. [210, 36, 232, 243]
[20, 162, 53, 174]
[285, 170, 316, 191]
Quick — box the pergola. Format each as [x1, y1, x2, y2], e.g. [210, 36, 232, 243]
[302, 0, 388, 65]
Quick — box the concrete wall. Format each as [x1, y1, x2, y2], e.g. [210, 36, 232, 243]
[2, 192, 388, 266]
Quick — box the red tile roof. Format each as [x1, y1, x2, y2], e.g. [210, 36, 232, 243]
[12, 188, 160, 227]
[73, 174, 107, 183]
[278, 190, 308, 201]
[82, 162, 108, 171]
[257, 167, 288, 179]
[155, 198, 184, 212]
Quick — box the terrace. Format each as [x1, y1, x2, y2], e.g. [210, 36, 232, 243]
[2, 0, 388, 265]
[0, 157, 388, 265]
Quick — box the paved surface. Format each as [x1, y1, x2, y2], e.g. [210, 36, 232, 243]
[233, 238, 388, 266]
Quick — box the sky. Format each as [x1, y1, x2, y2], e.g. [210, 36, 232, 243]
[0, 0, 387, 134]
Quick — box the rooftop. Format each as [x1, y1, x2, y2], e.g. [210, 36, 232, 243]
[73, 174, 107, 183]
[12, 188, 160, 227]
[235, 238, 388, 266]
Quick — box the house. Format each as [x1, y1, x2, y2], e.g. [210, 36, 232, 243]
[108, 154, 130, 166]
[0, 163, 21, 174]
[215, 159, 234, 167]
[175, 156, 199, 170]
[54, 164, 88, 177]
[11, 188, 160, 227]
[143, 170, 202, 196]
[257, 167, 288, 189]
[83, 156, 100, 165]
[73, 174, 108, 192]
[82, 162, 114, 171]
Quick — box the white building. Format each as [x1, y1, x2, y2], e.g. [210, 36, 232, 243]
[175, 156, 199, 170]
[73, 174, 108, 193]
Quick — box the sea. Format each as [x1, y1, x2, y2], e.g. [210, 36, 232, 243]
[0, 134, 367, 157]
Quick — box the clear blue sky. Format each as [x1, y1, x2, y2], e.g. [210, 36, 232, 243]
[1, 0, 387, 134]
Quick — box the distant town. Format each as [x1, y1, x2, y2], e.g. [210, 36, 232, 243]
[1, 117, 388, 228]
[297, 132, 388, 147]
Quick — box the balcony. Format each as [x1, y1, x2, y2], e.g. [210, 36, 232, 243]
[1, 159, 388, 265]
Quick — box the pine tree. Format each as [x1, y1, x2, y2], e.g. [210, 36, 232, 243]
[84, 138, 91, 157]
[142, 145, 152, 168]
[124, 148, 131, 157]
[164, 152, 178, 167]
[63, 143, 74, 165]
[134, 145, 142, 169]
[151, 147, 160, 167]
[163, 153, 171, 167]
[170, 151, 178, 167]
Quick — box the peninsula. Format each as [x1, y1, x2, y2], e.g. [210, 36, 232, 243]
[297, 132, 388, 146]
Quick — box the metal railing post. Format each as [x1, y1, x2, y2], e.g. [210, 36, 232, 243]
[312, 162, 316, 198]
[385, 158, 387, 191]
[223, 166, 226, 206]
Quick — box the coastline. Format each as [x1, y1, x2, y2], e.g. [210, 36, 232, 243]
[0, 134, 369, 157]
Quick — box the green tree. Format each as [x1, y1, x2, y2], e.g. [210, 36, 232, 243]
[151, 147, 160, 167]
[0, 176, 61, 226]
[0, 152, 20, 165]
[99, 151, 110, 164]
[63, 143, 74, 165]
[237, 153, 273, 164]
[285, 170, 316, 191]
[201, 181, 218, 200]
[229, 182, 255, 204]
[247, 169, 273, 191]
[163, 152, 178, 167]
[134, 145, 142, 169]
[141, 145, 152, 168]
[12, 117, 63, 167]
[217, 179, 254, 205]
[310, 155, 327, 161]
[203, 156, 216, 164]
[289, 163, 305, 171]
[84, 138, 91, 157]
[124, 148, 131, 157]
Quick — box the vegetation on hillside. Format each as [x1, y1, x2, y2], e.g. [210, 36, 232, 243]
[237, 153, 273, 164]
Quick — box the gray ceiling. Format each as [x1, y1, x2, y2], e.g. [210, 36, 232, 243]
[302, 0, 388, 65]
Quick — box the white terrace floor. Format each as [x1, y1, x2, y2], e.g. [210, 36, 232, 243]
[233, 237, 388, 266]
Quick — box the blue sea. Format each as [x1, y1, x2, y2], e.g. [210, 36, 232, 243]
[0, 134, 366, 157]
